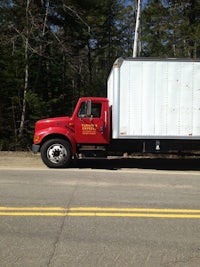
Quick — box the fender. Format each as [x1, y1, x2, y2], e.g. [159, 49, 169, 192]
[34, 126, 77, 155]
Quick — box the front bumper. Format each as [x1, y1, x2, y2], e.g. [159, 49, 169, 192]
[32, 144, 40, 153]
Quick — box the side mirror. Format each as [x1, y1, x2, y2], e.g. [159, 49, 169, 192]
[86, 100, 92, 117]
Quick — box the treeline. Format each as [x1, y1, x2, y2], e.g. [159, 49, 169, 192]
[0, 0, 200, 150]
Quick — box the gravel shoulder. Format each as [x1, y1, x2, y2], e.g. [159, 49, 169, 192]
[0, 151, 46, 169]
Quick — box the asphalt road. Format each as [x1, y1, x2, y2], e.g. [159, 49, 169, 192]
[0, 159, 200, 266]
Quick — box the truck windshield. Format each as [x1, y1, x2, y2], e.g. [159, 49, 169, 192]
[78, 102, 87, 117]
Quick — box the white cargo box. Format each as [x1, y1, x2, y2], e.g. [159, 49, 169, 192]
[108, 58, 200, 139]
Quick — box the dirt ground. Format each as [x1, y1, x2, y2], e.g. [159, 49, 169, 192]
[0, 151, 45, 169]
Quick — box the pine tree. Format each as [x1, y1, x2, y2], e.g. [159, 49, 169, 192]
[141, 0, 200, 58]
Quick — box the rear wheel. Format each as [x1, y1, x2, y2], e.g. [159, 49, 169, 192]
[41, 139, 72, 168]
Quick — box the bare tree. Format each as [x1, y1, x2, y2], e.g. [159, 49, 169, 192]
[18, 0, 50, 138]
[18, 0, 30, 138]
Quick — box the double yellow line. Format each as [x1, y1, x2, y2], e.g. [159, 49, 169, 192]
[0, 207, 200, 218]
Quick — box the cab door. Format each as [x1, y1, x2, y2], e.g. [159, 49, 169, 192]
[74, 100, 109, 144]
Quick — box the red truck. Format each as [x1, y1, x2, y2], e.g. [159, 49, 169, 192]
[32, 58, 200, 168]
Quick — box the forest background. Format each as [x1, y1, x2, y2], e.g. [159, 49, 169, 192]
[0, 0, 200, 150]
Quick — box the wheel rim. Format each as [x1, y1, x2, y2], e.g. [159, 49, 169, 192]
[47, 143, 67, 164]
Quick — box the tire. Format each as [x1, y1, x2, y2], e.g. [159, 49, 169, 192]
[40, 139, 72, 168]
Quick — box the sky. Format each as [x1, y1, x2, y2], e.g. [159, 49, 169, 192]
[125, 0, 148, 8]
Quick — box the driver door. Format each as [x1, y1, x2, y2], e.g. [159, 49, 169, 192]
[74, 100, 108, 144]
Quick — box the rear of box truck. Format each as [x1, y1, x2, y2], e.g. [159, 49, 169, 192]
[108, 58, 200, 140]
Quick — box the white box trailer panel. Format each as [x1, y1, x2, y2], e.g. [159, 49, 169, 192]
[108, 58, 200, 139]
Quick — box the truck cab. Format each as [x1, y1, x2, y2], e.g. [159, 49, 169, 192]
[32, 97, 110, 168]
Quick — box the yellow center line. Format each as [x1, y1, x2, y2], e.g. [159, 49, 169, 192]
[0, 212, 200, 218]
[0, 207, 200, 218]
[70, 207, 200, 213]
[0, 207, 200, 213]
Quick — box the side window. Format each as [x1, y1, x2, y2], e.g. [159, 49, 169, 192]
[91, 103, 101, 118]
[78, 102, 102, 118]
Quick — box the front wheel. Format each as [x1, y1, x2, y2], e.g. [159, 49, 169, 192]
[41, 139, 72, 168]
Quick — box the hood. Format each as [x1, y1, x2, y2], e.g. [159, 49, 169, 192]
[35, 116, 70, 130]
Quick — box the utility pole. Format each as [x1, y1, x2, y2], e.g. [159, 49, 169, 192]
[133, 0, 142, 58]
